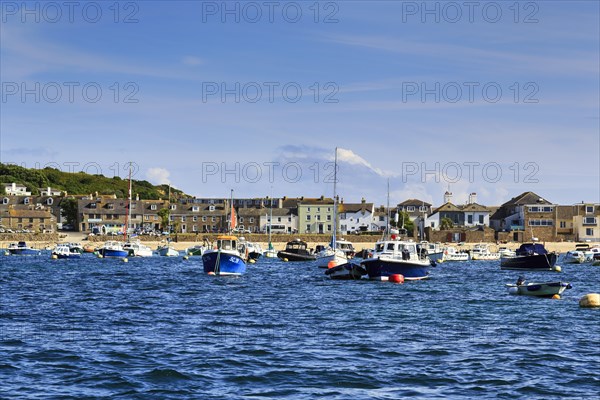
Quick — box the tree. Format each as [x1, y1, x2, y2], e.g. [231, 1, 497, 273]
[157, 208, 170, 231]
[60, 198, 78, 226]
[440, 217, 454, 230]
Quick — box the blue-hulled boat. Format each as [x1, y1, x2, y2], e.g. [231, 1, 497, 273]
[98, 241, 129, 258]
[361, 238, 433, 281]
[7, 241, 40, 256]
[202, 235, 247, 276]
[500, 243, 559, 272]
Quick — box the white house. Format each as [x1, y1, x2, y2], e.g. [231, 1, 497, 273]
[260, 208, 298, 234]
[4, 183, 31, 196]
[339, 199, 374, 234]
[39, 186, 63, 196]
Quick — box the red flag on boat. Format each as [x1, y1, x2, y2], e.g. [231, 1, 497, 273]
[230, 205, 237, 231]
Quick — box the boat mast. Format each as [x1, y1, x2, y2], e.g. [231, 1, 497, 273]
[229, 189, 234, 233]
[332, 147, 338, 248]
[385, 178, 390, 239]
[123, 162, 132, 241]
[268, 188, 273, 250]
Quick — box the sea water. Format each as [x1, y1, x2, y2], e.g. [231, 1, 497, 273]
[1, 254, 599, 399]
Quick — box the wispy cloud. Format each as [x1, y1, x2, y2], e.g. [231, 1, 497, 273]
[146, 168, 171, 185]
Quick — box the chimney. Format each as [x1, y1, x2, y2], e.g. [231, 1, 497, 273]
[361, 197, 366, 204]
[136, 193, 140, 201]
[47, 187, 51, 195]
[468, 192, 477, 204]
[444, 191, 452, 204]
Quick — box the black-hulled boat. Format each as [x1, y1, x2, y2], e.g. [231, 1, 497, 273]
[277, 239, 317, 262]
[500, 243, 559, 271]
[324, 262, 366, 280]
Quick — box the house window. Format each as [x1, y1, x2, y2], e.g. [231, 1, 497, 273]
[584, 217, 597, 225]
[317, 208, 320, 212]
[90, 203, 97, 208]
[209, 205, 215, 212]
[586, 205, 594, 214]
[192, 206, 199, 212]
[145, 215, 150, 220]
[327, 215, 331, 221]
[419, 206, 427, 212]
[193, 225, 198, 232]
[240, 217, 244, 223]
[529, 219, 553, 226]
[327, 224, 332, 231]
[150, 204, 157, 210]
[288, 217, 291, 222]
[249, 218, 254, 223]
[407, 206, 415, 212]
[306, 224, 311, 232]
[202, 216, 207, 222]
[193, 216, 198, 222]
[467, 215, 473, 224]
[47, 198, 54, 205]
[379, 216, 385, 221]
[107, 204, 114, 210]
[307, 207, 310, 212]
[169, 205, 176, 210]
[317, 215, 321, 221]
[169, 216, 174, 221]
[306, 215, 311, 221]
[560, 221, 566, 228]
[211, 217, 215, 222]
[24, 197, 30, 204]
[181, 216, 186, 222]
[277, 217, 282, 222]
[2, 198, 8, 205]
[586, 228, 594, 236]
[479, 215, 484, 224]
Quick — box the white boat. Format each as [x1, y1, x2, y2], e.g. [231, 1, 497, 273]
[361, 238, 432, 280]
[157, 241, 179, 257]
[52, 244, 82, 259]
[98, 241, 128, 258]
[123, 240, 154, 257]
[498, 247, 517, 258]
[470, 243, 500, 260]
[185, 245, 207, 256]
[573, 244, 599, 262]
[441, 246, 469, 261]
[506, 280, 572, 297]
[563, 250, 586, 264]
[419, 241, 444, 263]
[318, 148, 349, 270]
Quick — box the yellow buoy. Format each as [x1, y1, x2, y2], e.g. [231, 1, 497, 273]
[4, 251, 10, 256]
[122, 258, 128, 263]
[183, 256, 189, 260]
[283, 258, 288, 262]
[579, 293, 600, 308]
[249, 259, 256, 264]
[97, 254, 104, 259]
[554, 265, 562, 272]
[552, 294, 560, 300]
[51, 254, 58, 260]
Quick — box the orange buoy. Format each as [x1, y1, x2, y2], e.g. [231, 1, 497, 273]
[389, 274, 404, 283]
[552, 294, 560, 300]
[208, 272, 215, 275]
[327, 260, 337, 269]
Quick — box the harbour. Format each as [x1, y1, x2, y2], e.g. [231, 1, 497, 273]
[1, 254, 599, 398]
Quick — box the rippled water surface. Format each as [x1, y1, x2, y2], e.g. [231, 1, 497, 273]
[1, 254, 599, 399]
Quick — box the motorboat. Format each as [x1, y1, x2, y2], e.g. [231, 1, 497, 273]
[506, 280, 572, 297]
[470, 243, 500, 260]
[361, 237, 432, 281]
[202, 235, 247, 275]
[500, 243, 559, 271]
[324, 262, 366, 280]
[7, 241, 40, 256]
[277, 239, 317, 262]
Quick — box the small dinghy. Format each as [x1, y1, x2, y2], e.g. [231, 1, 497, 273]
[506, 278, 572, 298]
[324, 262, 366, 280]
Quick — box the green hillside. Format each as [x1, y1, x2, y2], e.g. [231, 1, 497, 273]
[0, 163, 190, 200]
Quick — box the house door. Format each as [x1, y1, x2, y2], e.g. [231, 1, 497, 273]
[318, 223, 324, 234]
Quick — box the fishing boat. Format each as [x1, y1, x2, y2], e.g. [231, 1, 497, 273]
[98, 241, 129, 258]
[500, 242, 559, 271]
[361, 237, 432, 280]
[241, 239, 262, 261]
[506, 280, 572, 297]
[470, 243, 500, 260]
[52, 243, 82, 259]
[277, 239, 317, 261]
[441, 246, 469, 261]
[324, 262, 366, 280]
[157, 240, 179, 257]
[123, 240, 154, 257]
[202, 235, 247, 276]
[7, 241, 41, 256]
[202, 191, 247, 276]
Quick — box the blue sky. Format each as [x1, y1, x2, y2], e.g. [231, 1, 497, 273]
[1, 1, 598, 207]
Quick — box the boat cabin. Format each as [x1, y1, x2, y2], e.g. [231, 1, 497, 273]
[285, 239, 309, 252]
[216, 235, 237, 251]
[516, 243, 548, 256]
[374, 240, 419, 260]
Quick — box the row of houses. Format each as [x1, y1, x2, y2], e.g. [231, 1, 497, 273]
[1, 183, 598, 242]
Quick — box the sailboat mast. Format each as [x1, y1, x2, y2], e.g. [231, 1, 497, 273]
[229, 189, 234, 233]
[124, 162, 132, 241]
[332, 147, 338, 247]
[386, 179, 390, 238]
[268, 190, 273, 246]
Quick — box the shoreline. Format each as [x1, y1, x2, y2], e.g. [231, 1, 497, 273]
[0, 232, 589, 254]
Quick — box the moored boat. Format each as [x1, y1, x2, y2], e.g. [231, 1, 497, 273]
[361, 238, 432, 281]
[202, 235, 247, 276]
[157, 241, 179, 257]
[563, 250, 586, 264]
[419, 241, 444, 263]
[52, 243, 82, 259]
[506, 281, 572, 297]
[123, 240, 154, 257]
[324, 262, 366, 280]
[277, 239, 317, 262]
[500, 243, 559, 272]
[7, 241, 41, 256]
[185, 245, 207, 256]
[98, 241, 129, 258]
[470, 243, 500, 260]
[441, 246, 469, 261]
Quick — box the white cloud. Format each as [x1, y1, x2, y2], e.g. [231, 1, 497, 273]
[146, 168, 171, 185]
[336, 148, 394, 177]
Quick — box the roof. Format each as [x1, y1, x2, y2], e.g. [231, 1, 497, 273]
[432, 202, 462, 213]
[297, 197, 334, 205]
[397, 199, 432, 207]
[340, 202, 374, 213]
[8, 209, 53, 218]
[501, 191, 552, 207]
[460, 203, 490, 212]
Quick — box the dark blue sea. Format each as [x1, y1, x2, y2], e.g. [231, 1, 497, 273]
[1, 253, 599, 399]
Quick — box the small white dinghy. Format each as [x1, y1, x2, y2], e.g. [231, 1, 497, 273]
[507, 279, 572, 298]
